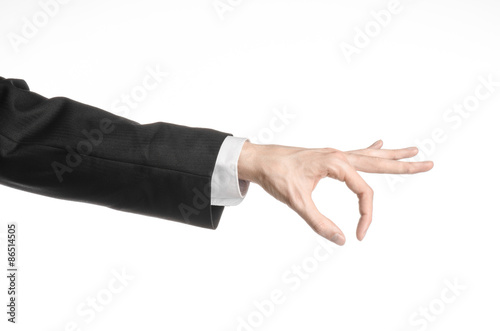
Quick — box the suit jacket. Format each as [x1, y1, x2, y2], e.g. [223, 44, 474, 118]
[0, 77, 232, 229]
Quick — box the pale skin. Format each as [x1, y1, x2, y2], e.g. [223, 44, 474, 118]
[237, 139, 434, 246]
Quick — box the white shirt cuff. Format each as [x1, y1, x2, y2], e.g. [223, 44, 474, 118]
[211, 136, 250, 206]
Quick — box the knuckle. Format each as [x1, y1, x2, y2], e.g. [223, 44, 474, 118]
[311, 220, 328, 236]
[321, 147, 338, 153]
[328, 150, 348, 164]
[404, 163, 413, 174]
[333, 150, 348, 161]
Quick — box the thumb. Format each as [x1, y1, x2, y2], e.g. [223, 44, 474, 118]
[296, 196, 346, 246]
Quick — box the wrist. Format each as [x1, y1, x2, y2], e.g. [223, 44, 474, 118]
[237, 140, 262, 184]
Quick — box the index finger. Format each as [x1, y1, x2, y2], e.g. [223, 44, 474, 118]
[328, 161, 374, 241]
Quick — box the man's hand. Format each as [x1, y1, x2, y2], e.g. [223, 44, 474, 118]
[237, 139, 433, 245]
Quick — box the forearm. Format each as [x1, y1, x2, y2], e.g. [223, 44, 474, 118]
[0, 77, 231, 228]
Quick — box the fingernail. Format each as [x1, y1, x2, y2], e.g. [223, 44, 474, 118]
[331, 233, 345, 246]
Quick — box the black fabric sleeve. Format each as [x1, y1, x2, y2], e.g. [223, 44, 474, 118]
[0, 76, 232, 229]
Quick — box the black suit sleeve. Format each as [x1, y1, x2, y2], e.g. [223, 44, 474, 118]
[0, 76, 232, 229]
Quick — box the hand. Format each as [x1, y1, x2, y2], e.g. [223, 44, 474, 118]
[237, 139, 433, 245]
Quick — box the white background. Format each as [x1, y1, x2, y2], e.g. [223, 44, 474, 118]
[1, 0, 499, 330]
